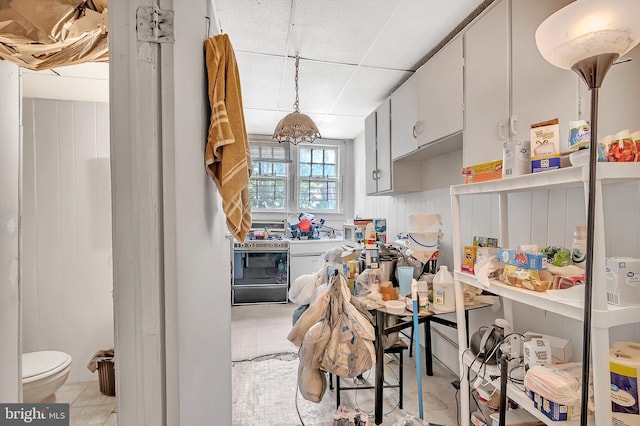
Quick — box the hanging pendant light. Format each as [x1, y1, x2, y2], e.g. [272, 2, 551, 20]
[273, 55, 321, 145]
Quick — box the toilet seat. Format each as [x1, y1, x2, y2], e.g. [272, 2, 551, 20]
[22, 351, 72, 383]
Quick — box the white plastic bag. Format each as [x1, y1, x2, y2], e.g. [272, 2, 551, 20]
[289, 272, 319, 305]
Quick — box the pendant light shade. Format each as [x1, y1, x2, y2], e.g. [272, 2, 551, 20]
[535, 0, 640, 70]
[273, 55, 321, 145]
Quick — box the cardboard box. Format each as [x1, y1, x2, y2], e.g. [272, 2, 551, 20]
[463, 246, 499, 275]
[527, 390, 579, 422]
[606, 257, 640, 306]
[523, 338, 552, 368]
[462, 160, 503, 183]
[473, 236, 499, 247]
[498, 249, 547, 270]
[530, 118, 560, 173]
[503, 140, 531, 178]
[524, 332, 572, 363]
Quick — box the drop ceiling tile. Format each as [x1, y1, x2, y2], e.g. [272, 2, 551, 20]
[330, 67, 411, 116]
[318, 114, 366, 140]
[277, 57, 356, 113]
[215, 0, 291, 56]
[236, 52, 285, 110]
[362, 0, 485, 70]
[243, 108, 278, 136]
[289, 0, 401, 65]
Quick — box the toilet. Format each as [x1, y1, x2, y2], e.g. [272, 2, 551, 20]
[22, 351, 72, 403]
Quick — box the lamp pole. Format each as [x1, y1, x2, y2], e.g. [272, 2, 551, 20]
[570, 52, 618, 425]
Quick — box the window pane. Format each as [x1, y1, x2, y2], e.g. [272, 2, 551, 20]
[274, 163, 287, 176]
[311, 164, 324, 177]
[312, 149, 323, 163]
[299, 163, 311, 177]
[324, 149, 336, 164]
[260, 162, 273, 175]
[300, 148, 311, 163]
[325, 165, 336, 177]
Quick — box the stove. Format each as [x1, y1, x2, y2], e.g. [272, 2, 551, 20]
[231, 220, 290, 305]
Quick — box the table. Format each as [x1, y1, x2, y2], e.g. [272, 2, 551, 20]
[373, 302, 489, 425]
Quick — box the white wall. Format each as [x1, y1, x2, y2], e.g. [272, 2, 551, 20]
[21, 98, 113, 383]
[173, 1, 232, 424]
[0, 62, 21, 402]
[353, 130, 640, 372]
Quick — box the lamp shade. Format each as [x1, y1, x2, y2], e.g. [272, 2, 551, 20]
[535, 0, 640, 70]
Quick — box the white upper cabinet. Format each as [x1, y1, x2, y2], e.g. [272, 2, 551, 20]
[580, 43, 640, 140]
[463, 0, 577, 166]
[510, 0, 577, 145]
[416, 36, 464, 147]
[365, 100, 392, 195]
[463, 0, 510, 166]
[390, 75, 418, 160]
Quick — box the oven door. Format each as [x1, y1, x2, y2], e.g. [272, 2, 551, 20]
[232, 249, 289, 305]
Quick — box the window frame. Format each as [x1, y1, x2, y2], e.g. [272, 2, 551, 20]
[247, 137, 344, 215]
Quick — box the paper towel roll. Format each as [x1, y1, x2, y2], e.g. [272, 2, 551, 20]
[610, 342, 640, 425]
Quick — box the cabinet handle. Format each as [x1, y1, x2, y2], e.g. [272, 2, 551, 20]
[498, 120, 507, 140]
[376, 169, 381, 180]
[412, 125, 417, 139]
[510, 114, 518, 137]
[372, 169, 377, 181]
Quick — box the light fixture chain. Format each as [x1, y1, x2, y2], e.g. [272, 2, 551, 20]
[294, 55, 300, 112]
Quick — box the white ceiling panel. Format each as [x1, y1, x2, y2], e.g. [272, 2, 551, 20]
[289, 0, 401, 66]
[235, 52, 285, 110]
[330, 67, 412, 116]
[317, 114, 366, 140]
[277, 57, 356, 113]
[362, 0, 483, 70]
[215, 0, 291, 56]
[243, 108, 279, 136]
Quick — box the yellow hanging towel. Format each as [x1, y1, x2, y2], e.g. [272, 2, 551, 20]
[204, 34, 252, 242]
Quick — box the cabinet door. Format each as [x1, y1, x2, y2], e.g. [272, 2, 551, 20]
[464, 0, 510, 166]
[289, 254, 324, 284]
[376, 100, 392, 193]
[511, 0, 577, 145]
[364, 111, 377, 195]
[582, 44, 640, 139]
[416, 36, 463, 147]
[391, 75, 418, 160]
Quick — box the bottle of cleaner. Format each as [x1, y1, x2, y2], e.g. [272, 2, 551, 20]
[432, 265, 455, 311]
[572, 225, 587, 269]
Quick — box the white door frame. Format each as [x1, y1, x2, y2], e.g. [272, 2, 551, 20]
[109, 1, 178, 424]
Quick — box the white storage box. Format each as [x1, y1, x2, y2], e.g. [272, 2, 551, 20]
[606, 257, 640, 306]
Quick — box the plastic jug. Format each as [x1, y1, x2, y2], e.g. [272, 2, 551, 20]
[432, 265, 455, 311]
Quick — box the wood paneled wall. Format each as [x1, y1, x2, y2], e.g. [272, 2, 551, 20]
[21, 98, 114, 383]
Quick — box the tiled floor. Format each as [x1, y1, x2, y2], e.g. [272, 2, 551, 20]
[49, 380, 116, 425]
[232, 303, 460, 425]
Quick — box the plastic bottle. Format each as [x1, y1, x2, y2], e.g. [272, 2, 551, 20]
[572, 225, 587, 269]
[432, 265, 455, 311]
[277, 258, 287, 283]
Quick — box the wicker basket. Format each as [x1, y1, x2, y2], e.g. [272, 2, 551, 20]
[97, 359, 116, 396]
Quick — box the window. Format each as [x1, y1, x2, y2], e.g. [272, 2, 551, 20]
[247, 142, 290, 210]
[248, 138, 343, 213]
[298, 145, 339, 212]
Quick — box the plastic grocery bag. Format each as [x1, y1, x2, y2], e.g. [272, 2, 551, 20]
[289, 272, 319, 305]
[524, 363, 590, 406]
[287, 289, 330, 347]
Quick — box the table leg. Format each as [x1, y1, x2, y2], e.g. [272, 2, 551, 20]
[424, 318, 433, 376]
[375, 309, 385, 425]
